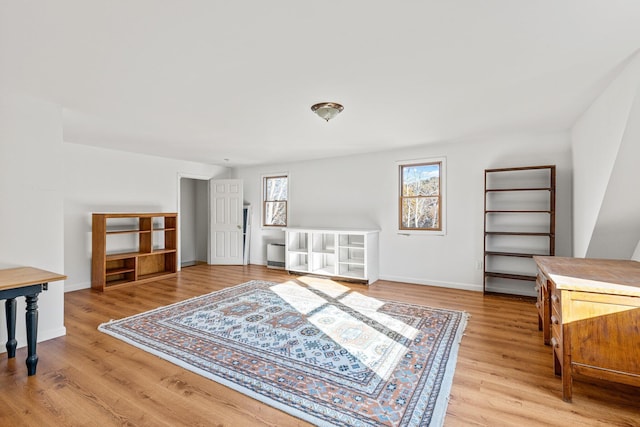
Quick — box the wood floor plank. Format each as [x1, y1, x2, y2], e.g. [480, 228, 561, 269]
[1, 264, 638, 426]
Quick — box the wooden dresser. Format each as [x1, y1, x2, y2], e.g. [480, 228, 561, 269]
[533, 256, 640, 402]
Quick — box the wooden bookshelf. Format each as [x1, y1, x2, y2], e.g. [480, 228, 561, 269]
[91, 213, 177, 291]
[483, 165, 555, 296]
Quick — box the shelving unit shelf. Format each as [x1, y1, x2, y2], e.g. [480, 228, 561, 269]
[284, 227, 379, 284]
[92, 212, 178, 291]
[483, 165, 555, 296]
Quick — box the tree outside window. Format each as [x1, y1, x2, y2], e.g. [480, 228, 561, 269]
[263, 175, 288, 227]
[399, 161, 443, 231]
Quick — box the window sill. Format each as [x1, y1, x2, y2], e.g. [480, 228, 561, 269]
[397, 230, 446, 236]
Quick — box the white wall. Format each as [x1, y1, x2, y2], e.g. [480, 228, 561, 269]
[585, 90, 640, 259]
[179, 178, 209, 265]
[180, 178, 197, 265]
[233, 131, 572, 292]
[571, 52, 640, 258]
[63, 143, 228, 291]
[195, 180, 209, 262]
[0, 94, 66, 350]
[632, 240, 640, 262]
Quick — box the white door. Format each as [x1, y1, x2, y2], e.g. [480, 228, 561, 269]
[209, 179, 244, 265]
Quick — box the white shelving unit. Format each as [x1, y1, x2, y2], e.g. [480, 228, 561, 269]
[284, 227, 379, 284]
[286, 231, 309, 272]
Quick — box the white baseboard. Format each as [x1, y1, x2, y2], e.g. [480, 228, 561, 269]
[249, 261, 481, 292]
[65, 281, 91, 292]
[39, 326, 67, 343]
[64, 266, 483, 294]
[0, 326, 67, 355]
[483, 282, 536, 297]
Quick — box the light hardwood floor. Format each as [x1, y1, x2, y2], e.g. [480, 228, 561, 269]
[1, 265, 639, 426]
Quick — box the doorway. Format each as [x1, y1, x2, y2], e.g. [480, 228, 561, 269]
[179, 177, 209, 267]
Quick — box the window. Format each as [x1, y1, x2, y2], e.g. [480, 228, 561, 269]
[398, 159, 445, 233]
[263, 174, 288, 227]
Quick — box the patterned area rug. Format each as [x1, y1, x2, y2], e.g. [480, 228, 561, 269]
[99, 278, 468, 426]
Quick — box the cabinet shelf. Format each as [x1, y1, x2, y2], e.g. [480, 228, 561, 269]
[105, 252, 140, 260]
[104, 278, 136, 288]
[138, 248, 177, 256]
[485, 231, 553, 237]
[486, 187, 552, 192]
[288, 249, 308, 254]
[338, 270, 366, 279]
[311, 249, 334, 254]
[92, 213, 178, 292]
[485, 165, 555, 173]
[339, 260, 365, 266]
[486, 210, 552, 214]
[105, 267, 136, 276]
[106, 229, 150, 235]
[285, 227, 379, 284]
[485, 271, 537, 281]
[485, 251, 549, 258]
[339, 243, 365, 249]
[312, 266, 336, 276]
[484, 165, 555, 296]
[105, 248, 176, 260]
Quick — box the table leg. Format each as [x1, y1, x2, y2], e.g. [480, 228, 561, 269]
[25, 293, 39, 376]
[5, 298, 17, 358]
[562, 324, 572, 402]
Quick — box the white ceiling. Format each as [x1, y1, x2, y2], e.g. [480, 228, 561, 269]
[2, 1, 640, 166]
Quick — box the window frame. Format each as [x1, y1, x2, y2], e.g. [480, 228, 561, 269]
[262, 173, 289, 228]
[397, 157, 446, 235]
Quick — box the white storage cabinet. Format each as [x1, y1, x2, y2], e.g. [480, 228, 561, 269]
[284, 227, 379, 284]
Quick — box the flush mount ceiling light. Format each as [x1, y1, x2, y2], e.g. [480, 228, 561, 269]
[311, 102, 344, 122]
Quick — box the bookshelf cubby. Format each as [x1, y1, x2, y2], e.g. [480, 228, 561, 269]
[91, 213, 178, 291]
[284, 227, 379, 284]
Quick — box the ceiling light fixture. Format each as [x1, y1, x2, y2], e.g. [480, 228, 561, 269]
[311, 102, 344, 122]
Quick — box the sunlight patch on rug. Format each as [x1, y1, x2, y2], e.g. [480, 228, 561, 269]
[98, 279, 468, 426]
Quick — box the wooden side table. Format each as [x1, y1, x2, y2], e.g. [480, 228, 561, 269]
[0, 266, 66, 375]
